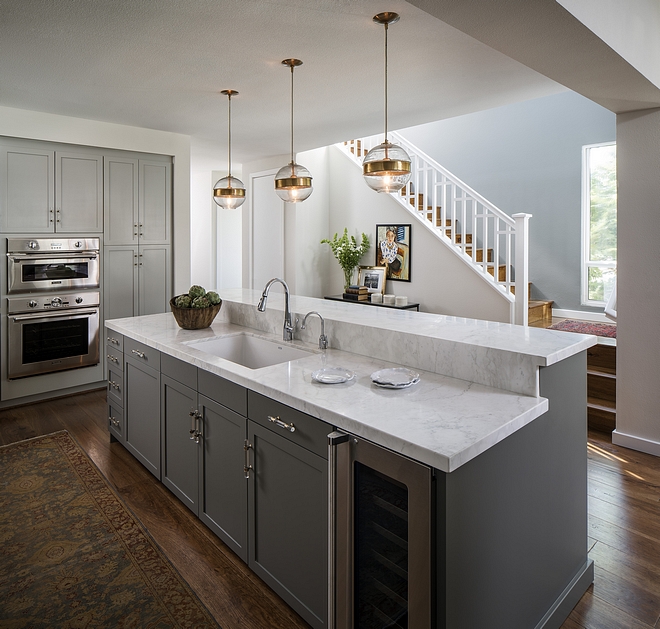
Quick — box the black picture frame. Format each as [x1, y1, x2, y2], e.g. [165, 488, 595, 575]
[375, 224, 411, 282]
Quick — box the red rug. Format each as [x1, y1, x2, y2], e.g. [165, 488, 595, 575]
[547, 319, 617, 338]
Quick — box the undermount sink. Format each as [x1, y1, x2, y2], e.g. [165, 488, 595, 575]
[185, 333, 314, 370]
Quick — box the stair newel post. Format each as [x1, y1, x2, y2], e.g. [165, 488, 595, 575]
[513, 213, 532, 326]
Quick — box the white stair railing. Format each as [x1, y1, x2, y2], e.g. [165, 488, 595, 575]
[339, 134, 530, 325]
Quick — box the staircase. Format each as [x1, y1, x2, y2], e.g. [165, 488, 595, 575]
[340, 134, 531, 325]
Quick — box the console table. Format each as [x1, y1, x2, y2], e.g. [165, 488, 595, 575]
[324, 295, 420, 311]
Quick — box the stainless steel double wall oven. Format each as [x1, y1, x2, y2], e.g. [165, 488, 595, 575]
[6, 238, 100, 379]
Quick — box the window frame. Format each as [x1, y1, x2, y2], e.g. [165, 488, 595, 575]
[581, 141, 617, 307]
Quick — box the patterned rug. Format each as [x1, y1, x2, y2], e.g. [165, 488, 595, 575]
[0, 431, 220, 628]
[547, 319, 617, 338]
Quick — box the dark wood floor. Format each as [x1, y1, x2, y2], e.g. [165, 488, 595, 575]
[0, 390, 658, 629]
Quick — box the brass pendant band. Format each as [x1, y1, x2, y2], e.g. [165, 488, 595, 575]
[363, 160, 411, 175]
[213, 187, 246, 198]
[274, 177, 313, 189]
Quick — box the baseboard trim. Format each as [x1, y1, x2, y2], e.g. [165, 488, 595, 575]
[535, 559, 594, 629]
[612, 429, 660, 457]
[553, 308, 611, 323]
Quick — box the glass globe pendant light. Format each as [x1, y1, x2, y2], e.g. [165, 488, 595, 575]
[274, 59, 313, 203]
[213, 89, 246, 209]
[363, 12, 412, 194]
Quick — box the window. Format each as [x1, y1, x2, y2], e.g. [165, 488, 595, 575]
[582, 142, 616, 306]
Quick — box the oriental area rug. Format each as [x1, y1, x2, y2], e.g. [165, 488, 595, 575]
[548, 319, 617, 338]
[0, 431, 220, 628]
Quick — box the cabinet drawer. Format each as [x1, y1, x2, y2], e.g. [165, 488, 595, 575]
[107, 364, 123, 406]
[105, 332, 124, 352]
[161, 353, 197, 390]
[106, 345, 123, 371]
[198, 369, 247, 416]
[248, 391, 332, 459]
[124, 337, 160, 370]
[108, 401, 124, 441]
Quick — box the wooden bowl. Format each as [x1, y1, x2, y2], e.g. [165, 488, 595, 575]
[170, 296, 222, 330]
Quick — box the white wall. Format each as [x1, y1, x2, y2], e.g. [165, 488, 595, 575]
[613, 107, 660, 456]
[0, 105, 191, 293]
[398, 91, 616, 312]
[557, 0, 660, 89]
[290, 147, 331, 298]
[325, 146, 511, 320]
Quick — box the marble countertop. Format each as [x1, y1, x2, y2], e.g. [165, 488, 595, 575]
[106, 311, 550, 473]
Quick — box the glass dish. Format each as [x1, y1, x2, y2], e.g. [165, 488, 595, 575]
[370, 367, 420, 388]
[312, 367, 356, 384]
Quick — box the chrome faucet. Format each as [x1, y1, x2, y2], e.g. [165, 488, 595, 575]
[301, 311, 328, 350]
[257, 278, 294, 341]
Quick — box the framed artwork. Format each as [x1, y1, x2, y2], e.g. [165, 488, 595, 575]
[358, 265, 387, 294]
[376, 224, 411, 282]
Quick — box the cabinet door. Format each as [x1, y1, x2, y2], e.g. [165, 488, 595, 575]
[103, 246, 138, 320]
[56, 150, 103, 232]
[0, 144, 54, 233]
[138, 245, 171, 315]
[248, 421, 328, 629]
[124, 356, 161, 478]
[161, 375, 199, 515]
[199, 395, 248, 562]
[139, 159, 171, 245]
[104, 156, 138, 245]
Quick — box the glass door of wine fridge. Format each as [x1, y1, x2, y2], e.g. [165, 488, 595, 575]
[330, 432, 433, 629]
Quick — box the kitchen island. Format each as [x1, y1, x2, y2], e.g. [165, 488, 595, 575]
[106, 288, 596, 629]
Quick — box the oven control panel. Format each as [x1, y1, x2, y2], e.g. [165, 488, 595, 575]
[8, 291, 100, 314]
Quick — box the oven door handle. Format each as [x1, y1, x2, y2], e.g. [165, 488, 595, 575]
[7, 253, 98, 260]
[11, 308, 99, 322]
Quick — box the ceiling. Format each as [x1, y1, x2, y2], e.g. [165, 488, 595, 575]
[0, 0, 565, 165]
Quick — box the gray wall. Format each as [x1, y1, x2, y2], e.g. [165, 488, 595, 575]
[399, 91, 615, 312]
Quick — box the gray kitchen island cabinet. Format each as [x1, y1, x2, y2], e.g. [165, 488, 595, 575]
[123, 337, 161, 479]
[160, 356, 250, 563]
[0, 140, 103, 233]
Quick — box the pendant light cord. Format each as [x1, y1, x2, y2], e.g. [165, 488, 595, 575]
[290, 63, 295, 168]
[384, 21, 389, 143]
[227, 93, 232, 178]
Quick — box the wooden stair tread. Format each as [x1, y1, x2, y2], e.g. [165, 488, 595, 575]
[588, 399, 617, 412]
[529, 299, 553, 307]
[587, 369, 616, 380]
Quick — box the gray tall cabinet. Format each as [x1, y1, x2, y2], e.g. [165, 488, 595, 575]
[103, 156, 172, 320]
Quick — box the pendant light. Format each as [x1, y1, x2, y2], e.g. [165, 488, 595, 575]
[362, 12, 412, 193]
[274, 59, 313, 203]
[213, 89, 246, 209]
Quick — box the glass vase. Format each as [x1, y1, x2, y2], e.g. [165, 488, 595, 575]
[343, 267, 356, 292]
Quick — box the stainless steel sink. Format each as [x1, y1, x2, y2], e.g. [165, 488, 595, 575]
[185, 333, 314, 369]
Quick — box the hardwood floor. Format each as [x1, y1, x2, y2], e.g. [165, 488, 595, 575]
[1, 390, 658, 628]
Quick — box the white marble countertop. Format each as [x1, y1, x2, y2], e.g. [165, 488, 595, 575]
[106, 310, 551, 473]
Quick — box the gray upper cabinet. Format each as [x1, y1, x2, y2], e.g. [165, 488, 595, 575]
[0, 143, 102, 233]
[55, 150, 103, 232]
[104, 157, 171, 246]
[0, 144, 54, 233]
[104, 156, 138, 245]
[139, 160, 171, 245]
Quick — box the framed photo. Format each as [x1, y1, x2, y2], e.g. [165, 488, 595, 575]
[358, 265, 387, 294]
[376, 224, 411, 282]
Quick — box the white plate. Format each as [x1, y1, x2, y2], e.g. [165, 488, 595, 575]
[312, 367, 356, 384]
[370, 367, 420, 387]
